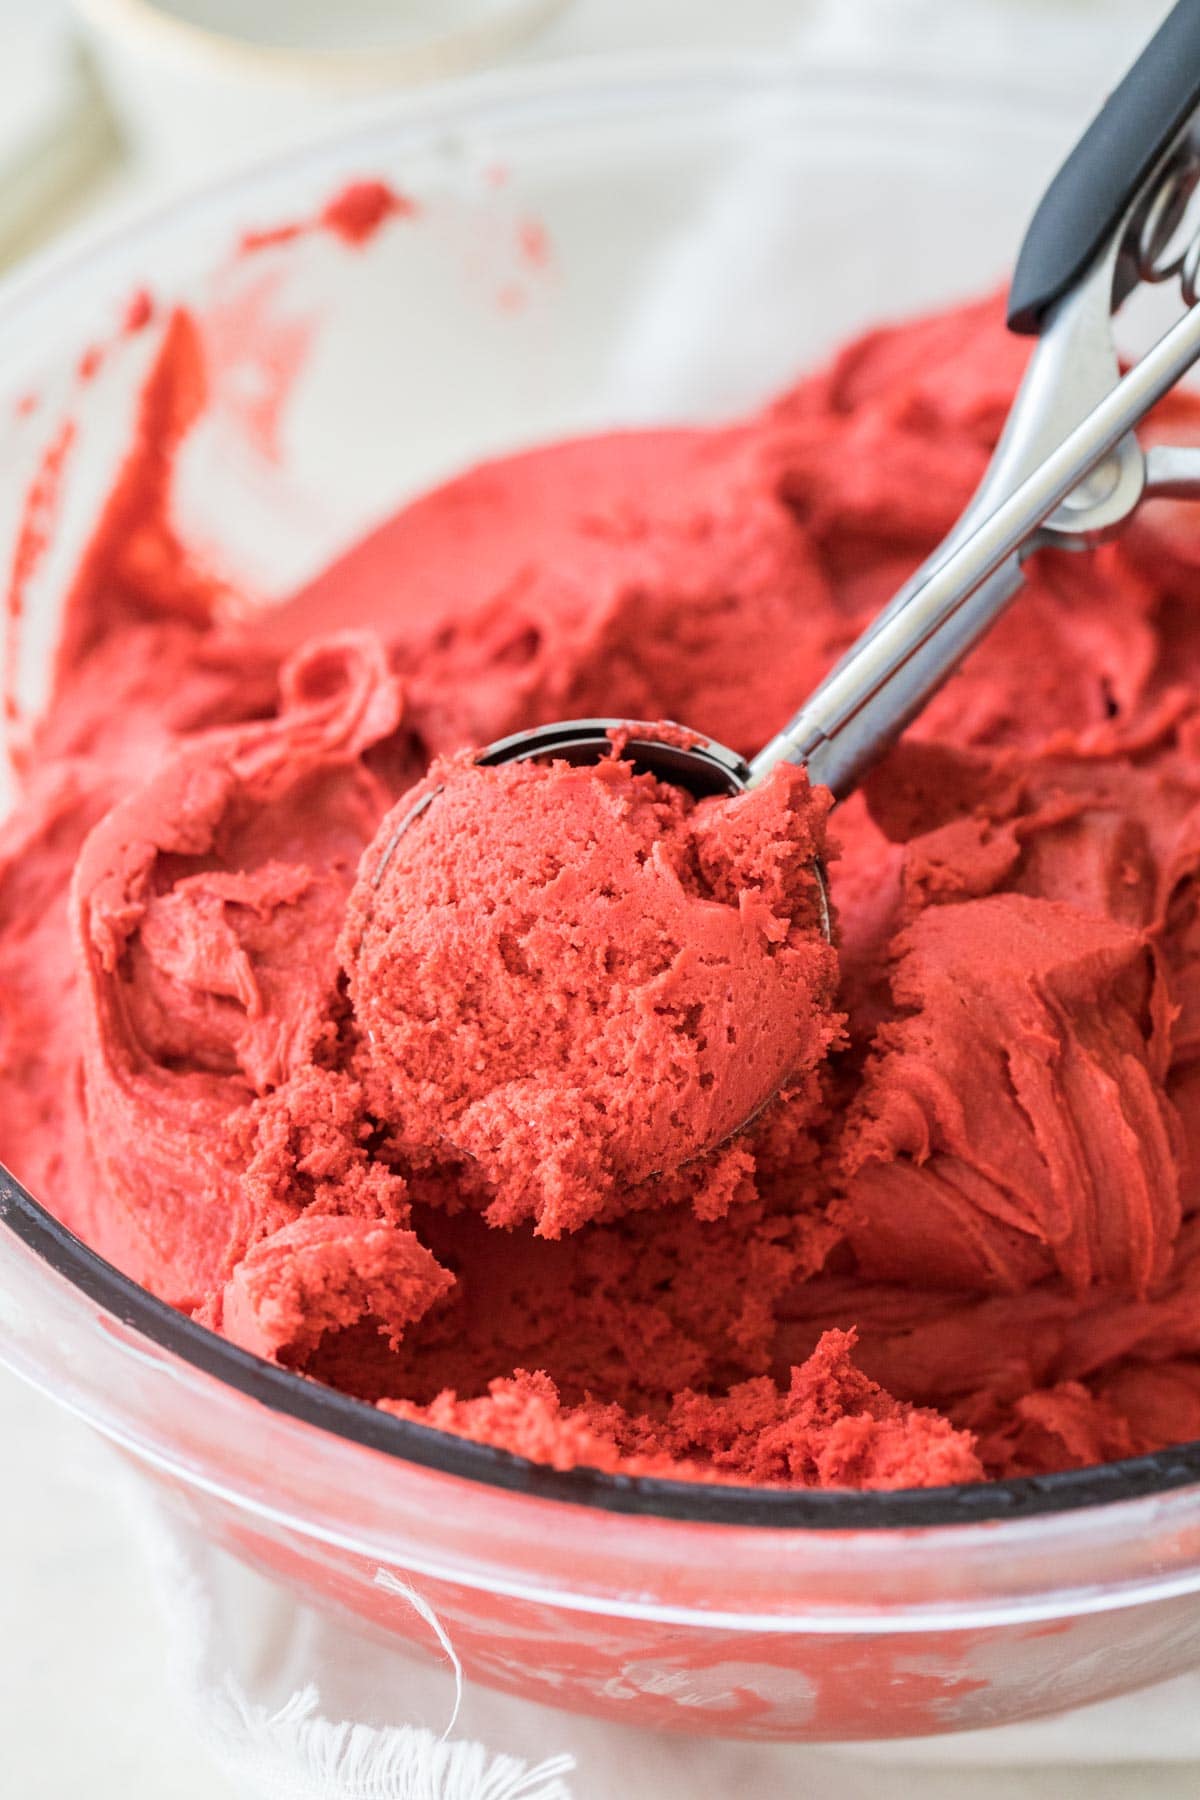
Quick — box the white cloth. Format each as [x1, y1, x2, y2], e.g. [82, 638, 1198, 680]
[120, 1462, 1200, 1795]
[141, 1506, 575, 1800]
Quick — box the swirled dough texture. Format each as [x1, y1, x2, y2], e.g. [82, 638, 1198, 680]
[343, 752, 838, 1237]
[5, 290, 1200, 1488]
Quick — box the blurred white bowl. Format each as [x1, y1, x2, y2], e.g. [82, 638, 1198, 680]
[74, 0, 570, 182]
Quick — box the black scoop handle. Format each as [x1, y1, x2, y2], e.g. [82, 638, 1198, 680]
[1008, 0, 1200, 334]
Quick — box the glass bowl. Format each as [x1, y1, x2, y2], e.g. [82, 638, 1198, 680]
[3, 55, 1200, 1743]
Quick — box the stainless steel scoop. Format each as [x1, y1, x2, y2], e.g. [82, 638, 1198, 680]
[377, 3, 1200, 881]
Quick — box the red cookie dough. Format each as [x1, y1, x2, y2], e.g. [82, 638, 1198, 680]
[838, 893, 1180, 1297]
[7, 283, 1200, 1490]
[342, 750, 839, 1236]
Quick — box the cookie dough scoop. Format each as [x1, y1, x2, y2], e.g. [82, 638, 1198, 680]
[351, 2, 1200, 1217]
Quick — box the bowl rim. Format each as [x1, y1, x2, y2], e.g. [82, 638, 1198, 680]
[2, 50, 1198, 1533]
[0, 49, 1074, 357]
[6, 1160, 1200, 1529]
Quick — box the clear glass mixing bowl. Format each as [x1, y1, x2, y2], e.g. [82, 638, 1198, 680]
[3, 56, 1200, 1743]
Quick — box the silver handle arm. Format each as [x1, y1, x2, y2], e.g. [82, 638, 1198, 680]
[1145, 442, 1200, 499]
